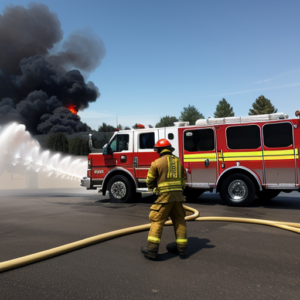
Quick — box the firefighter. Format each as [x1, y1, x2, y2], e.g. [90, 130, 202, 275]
[141, 139, 188, 259]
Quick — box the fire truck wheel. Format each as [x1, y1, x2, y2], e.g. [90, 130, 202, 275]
[256, 190, 281, 202]
[220, 174, 256, 207]
[107, 175, 134, 203]
[133, 192, 142, 202]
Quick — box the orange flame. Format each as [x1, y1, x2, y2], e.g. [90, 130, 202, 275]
[66, 104, 77, 114]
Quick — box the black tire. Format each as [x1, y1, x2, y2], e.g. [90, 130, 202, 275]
[107, 175, 134, 203]
[256, 190, 280, 202]
[220, 174, 256, 207]
[135, 192, 142, 202]
[184, 188, 203, 202]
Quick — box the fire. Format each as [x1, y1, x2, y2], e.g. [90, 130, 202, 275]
[66, 104, 77, 114]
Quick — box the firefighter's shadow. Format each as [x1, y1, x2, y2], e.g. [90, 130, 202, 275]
[156, 238, 215, 261]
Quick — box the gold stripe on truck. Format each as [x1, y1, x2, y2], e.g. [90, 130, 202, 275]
[183, 149, 299, 162]
[184, 153, 217, 162]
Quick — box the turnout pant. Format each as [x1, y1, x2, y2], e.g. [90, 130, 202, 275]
[147, 201, 187, 254]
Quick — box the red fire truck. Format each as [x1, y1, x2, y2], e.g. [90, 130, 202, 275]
[81, 112, 300, 206]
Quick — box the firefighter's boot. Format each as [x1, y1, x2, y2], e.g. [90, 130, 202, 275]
[141, 241, 159, 259]
[141, 246, 157, 259]
[166, 242, 187, 258]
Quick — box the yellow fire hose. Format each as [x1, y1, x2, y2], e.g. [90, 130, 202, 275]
[0, 205, 300, 273]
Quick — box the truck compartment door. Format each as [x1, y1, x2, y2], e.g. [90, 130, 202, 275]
[183, 128, 217, 188]
[262, 122, 297, 187]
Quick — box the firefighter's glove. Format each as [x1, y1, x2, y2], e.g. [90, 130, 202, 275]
[153, 187, 160, 195]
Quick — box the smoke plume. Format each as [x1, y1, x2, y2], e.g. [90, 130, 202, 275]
[0, 3, 106, 134]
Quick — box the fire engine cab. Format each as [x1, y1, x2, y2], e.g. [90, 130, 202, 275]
[81, 112, 300, 206]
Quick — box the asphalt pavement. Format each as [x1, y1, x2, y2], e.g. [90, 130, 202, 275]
[0, 189, 300, 300]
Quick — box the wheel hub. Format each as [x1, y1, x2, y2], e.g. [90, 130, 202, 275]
[228, 180, 248, 202]
[111, 181, 126, 199]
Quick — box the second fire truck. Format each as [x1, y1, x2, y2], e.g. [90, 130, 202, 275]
[81, 112, 300, 206]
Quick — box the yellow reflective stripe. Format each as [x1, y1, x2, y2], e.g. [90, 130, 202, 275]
[158, 181, 183, 188]
[158, 180, 183, 193]
[184, 158, 217, 162]
[220, 151, 262, 161]
[221, 157, 262, 162]
[184, 153, 217, 163]
[148, 236, 161, 244]
[167, 156, 171, 178]
[186, 149, 298, 157]
[264, 155, 297, 160]
[184, 153, 217, 159]
[167, 156, 180, 179]
[159, 185, 183, 189]
[160, 149, 171, 154]
[222, 151, 262, 157]
[176, 238, 188, 244]
[221, 149, 298, 157]
[219, 155, 298, 162]
[184, 149, 299, 162]
[147, 172, 156, 179]
[264, 149, 298, 155]
[159, 187, 183, 193]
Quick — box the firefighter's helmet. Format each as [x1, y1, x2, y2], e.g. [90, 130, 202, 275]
[154, 139, 174, 152]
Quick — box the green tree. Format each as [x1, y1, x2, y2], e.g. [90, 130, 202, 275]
[93, 136, 110, 149]
[98, 122, 116, 132]
[214, 98, 234, 118]
[155, 115, 178, 128]
[46, 133, 69, 154]
[69, 137, 89, 155]
[249, 95, 278, 115]
[179, 105, 204, 125]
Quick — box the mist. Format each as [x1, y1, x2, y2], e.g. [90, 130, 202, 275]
[0, 123, 88, 194]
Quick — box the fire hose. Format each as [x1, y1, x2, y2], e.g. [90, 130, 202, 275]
[1, 205, 300, 273]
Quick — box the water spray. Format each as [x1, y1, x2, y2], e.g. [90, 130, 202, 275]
[0, 123, 86, 181]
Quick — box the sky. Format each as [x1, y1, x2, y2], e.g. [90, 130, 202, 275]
[0, 0, 299, 130]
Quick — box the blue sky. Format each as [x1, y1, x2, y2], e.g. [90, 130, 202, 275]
[1, 0, 299, 129]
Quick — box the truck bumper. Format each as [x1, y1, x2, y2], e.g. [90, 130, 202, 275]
[80, 177, 96, 190]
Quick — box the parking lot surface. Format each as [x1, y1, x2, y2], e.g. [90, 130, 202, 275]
[1, 189, 300, 300]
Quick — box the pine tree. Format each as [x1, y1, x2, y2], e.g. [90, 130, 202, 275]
[179, 105, 204, 125]
[98, 122, 116, 132]
[69, 137, 89, 155]
[249, 95, 278, 115]
[214, 98, 234, 118]
[46, 133, 69, 154]
[155, 116, 178, 128]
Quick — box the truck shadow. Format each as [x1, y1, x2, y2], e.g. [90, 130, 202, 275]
[138, 192, 300, 210]
[253, 195, 300, 210]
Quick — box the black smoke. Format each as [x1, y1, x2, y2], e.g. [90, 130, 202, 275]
[0, 3, 106, 134]
[37, 107, 90, 135]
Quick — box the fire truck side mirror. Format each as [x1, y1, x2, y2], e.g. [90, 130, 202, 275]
[103, 145, 112, 155]
[103, 146, 107, 155]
